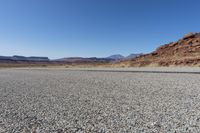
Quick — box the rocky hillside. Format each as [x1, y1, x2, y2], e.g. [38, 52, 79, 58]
[116, 32, 200, 67]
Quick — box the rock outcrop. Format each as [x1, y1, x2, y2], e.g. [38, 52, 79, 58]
[117, 32, 200, 67]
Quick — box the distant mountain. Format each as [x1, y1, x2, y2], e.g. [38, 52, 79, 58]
[107, 54, 124, 60]
[0, 55, 49, 61]
[125, 53, 143, 59]
[55, 57, 113, 63]
[0, 56, 11, 60]
[0, 55, 112, 67]
[106, 53, 143, 60]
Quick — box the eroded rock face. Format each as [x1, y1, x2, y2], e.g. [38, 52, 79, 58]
[154, 33, 200, 57]
[118, 32, 200, 67]
[183, 32, 195, 40]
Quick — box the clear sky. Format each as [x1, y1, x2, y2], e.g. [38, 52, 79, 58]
[0, 0, 200, 59]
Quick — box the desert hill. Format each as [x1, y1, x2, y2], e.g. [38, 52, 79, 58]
[116, 32, 200, 67]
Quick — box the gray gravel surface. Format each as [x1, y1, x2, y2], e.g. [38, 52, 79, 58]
[1, 68, 200, 133]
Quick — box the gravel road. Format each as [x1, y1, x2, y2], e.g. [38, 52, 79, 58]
[1, 68, 200, 133]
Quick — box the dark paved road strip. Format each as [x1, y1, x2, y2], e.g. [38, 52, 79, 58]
[67, 69, 200, 75]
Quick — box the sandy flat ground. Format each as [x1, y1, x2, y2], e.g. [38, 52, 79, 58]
[1, 68, 200, 132]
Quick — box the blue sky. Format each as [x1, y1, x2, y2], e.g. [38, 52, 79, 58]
[0, 0, 200, 59]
